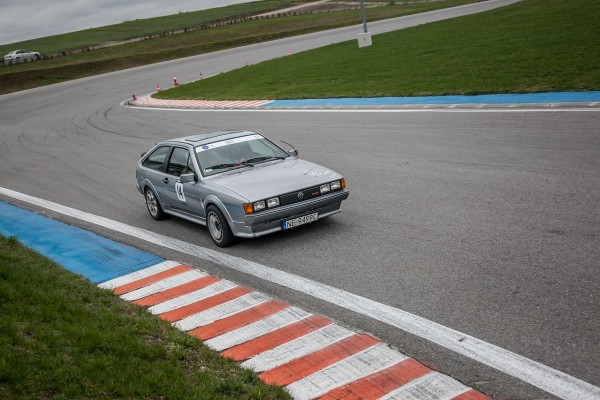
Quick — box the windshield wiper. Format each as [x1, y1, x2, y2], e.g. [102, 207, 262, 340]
[245, 156, 287, 165]
[210, 162, 253, 170]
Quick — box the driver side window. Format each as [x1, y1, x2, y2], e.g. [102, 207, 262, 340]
[167, 147, 193, 177]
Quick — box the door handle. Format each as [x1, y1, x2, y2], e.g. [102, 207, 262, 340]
[163, 177, 169, 184]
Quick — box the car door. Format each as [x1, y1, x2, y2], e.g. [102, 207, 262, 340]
[163, 147, 203, 218]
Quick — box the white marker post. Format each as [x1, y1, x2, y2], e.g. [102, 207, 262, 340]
[358, 0, 372, 47]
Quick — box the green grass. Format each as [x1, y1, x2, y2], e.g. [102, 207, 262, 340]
[0, 235, 290, 400]
[0, 0, 473, 95]
[155, 0, 600, 100]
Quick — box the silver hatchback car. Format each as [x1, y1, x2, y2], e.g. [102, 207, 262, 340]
[136, 130, 349, 246]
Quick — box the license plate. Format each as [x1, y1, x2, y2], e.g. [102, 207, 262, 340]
[283, 212, 318, 231]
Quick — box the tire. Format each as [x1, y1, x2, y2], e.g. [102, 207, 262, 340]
[34, 55, 40, 61]
[145, 187, 165, 220]
[206, 205, 235, 247]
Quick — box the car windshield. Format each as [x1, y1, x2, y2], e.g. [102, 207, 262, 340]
[196, 134, 289, 176]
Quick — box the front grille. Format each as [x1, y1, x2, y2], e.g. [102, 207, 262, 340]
[279, 186, 321, 206]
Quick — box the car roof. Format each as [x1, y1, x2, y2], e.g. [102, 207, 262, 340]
[166, 130, 260, 146]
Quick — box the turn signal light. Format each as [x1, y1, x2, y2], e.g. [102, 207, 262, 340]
[243, 203, 254, 214]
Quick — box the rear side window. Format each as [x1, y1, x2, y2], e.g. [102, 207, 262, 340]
[142, 146, 170, 171]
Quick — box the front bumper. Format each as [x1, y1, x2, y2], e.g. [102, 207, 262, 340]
[231, 189, 349, 238]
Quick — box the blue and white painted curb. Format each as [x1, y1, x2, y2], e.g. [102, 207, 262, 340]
[127, 91, 600, 110]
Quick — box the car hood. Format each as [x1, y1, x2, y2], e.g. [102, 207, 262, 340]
[207, 158, 343, 201]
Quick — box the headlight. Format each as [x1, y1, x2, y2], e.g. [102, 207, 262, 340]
[253, 200, 266, 212]
[320, 183, 331, 194]
[330, 180, 341, 190]
[244, 197, 280, 215]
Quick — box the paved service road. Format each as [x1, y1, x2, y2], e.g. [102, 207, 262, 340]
[1, 0, 598, 398]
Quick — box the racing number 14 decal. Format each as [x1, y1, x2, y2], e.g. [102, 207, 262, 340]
[175, 181, 186, 203]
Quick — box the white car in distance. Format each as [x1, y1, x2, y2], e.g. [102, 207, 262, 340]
[4, 49, 41, 65]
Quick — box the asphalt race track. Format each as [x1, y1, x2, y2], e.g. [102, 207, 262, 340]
[1, 0, 598, 398]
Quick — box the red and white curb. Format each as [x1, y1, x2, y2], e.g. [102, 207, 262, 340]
[99, 260, 490, 400]
[129, 95, 273, 109]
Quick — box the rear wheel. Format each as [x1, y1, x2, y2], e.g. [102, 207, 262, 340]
[145, 188, 165, 220]
[206, 205, 235, 247]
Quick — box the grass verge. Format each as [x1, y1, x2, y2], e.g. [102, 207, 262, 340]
[0, 234, 290, 400]
[155, 0, 600, 100]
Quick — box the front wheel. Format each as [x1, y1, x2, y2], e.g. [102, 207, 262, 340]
[206, 205, 235, 247]
[145, 188, 165, 220]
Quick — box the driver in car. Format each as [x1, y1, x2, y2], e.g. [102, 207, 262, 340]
[230, 143, 252, 165]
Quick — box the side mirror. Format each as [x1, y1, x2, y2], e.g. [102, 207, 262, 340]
[281, 140, 298, 158]
[179, 173, 196, 183]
